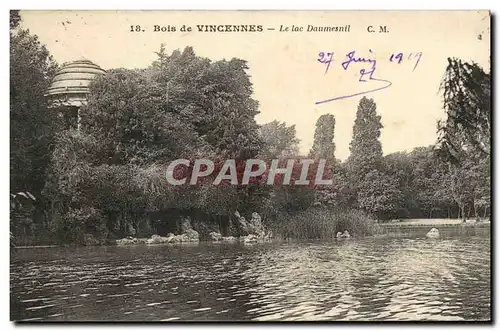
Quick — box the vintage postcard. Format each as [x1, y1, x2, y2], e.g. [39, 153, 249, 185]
[10, 10, 491, 322]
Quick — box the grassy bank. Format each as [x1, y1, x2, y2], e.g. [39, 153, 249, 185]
[267, 208, 378, 240]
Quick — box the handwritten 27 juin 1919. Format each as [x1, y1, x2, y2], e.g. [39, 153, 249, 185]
[316, 50, 422, 104]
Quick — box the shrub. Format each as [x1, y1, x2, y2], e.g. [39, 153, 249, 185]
[269, 207, 376, 240]
[55, 207, 106, 244]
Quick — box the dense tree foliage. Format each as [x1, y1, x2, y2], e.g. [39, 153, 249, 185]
[10, 17, 58, 195]
[42, 46, 270, 242]
[10, 10, 21, 29]
[260, 120, 299, 158]
[437, 58, 491, 162]
[10, 12, 59, 243]
[436, 58, 491, 220]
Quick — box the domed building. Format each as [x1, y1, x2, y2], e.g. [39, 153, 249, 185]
[46, 58, 106, 129]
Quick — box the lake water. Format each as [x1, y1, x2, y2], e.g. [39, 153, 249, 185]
[10, 236, 491, 321]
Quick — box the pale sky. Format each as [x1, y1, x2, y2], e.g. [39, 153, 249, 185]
[19, 10, 490, 160]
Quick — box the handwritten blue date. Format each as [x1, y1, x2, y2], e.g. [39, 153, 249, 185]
[316, 50, 422, 104]
[317, 52, 334, 74]
[389, 52, 423, 71]
[341, 49, 376, 71]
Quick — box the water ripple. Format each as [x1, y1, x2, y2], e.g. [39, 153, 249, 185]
[10, 237, 490, 321]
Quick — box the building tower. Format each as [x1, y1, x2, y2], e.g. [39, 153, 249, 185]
[45, 58, 106, 130]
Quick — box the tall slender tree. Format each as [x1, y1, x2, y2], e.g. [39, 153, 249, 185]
[309, 114, 336, 165]
[347, 96, 383, 180]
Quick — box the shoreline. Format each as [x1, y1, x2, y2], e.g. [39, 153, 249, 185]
[11, 220, 490, 249]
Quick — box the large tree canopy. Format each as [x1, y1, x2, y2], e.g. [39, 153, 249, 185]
[437, 58, 491, 162]
[44, 45, 268, 242]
